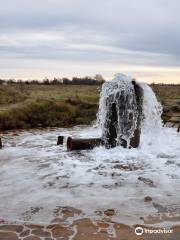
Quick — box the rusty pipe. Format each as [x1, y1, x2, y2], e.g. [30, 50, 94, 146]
[57, 136, 64, 145]
[0, 138, 2, 149]
[67, 137, 102, 151]
[178, 124, 180, 133]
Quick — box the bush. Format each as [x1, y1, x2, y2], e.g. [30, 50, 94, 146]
[0, 99, 98, 130]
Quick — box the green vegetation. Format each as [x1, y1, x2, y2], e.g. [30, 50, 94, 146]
[0, 83, 179, 131]
[0, 84, 99, 130]
[151, 84, 180, 123]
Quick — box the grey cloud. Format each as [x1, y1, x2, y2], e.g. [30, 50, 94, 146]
[0, 0, 180, 80]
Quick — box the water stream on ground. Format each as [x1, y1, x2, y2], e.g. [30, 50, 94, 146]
[0, 125, 180, 227]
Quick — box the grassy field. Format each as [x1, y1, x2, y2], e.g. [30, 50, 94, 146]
[151, 84, 180, 124]
[0, 83, 179, 131]
[0, 84, 99, 130]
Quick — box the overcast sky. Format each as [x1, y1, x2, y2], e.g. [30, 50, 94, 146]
[0, 0, 180, 83]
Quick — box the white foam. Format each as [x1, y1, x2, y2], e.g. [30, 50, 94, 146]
[0, 125, 179, 226]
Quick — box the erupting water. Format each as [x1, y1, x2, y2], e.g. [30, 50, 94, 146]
[97, 73, 163, 148]
[140, 82, 163, 134]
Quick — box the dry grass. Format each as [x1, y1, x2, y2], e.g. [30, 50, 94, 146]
[0, 83, 179, 130]
[151, 84, 180, 100]
[0, 84, 99, 130]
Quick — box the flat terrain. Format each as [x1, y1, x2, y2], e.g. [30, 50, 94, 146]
[0, 83, 179, 131]
[0, 84, 99, 130]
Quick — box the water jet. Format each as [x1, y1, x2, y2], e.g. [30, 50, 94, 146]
[66, 74, 144, 151]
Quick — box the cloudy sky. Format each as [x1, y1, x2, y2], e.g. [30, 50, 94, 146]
[0, 0, 180, 83]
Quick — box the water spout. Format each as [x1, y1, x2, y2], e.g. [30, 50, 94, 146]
[97, 73, 143, 148]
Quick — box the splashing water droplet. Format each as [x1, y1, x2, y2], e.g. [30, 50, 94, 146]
[97, 73, 162, 148]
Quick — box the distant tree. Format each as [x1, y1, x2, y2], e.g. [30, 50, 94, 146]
[51, 77, 62, 85]
[17, 79, 23, 84]
[94, 74, 105, 85]
[62, 78, 71, 85]
[30, 80, 39, 85]
[94, 74, 104, 81]
[43, 77, 50, 85]
[7, 79, 16, 84]
[0, 79, 5, 85]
